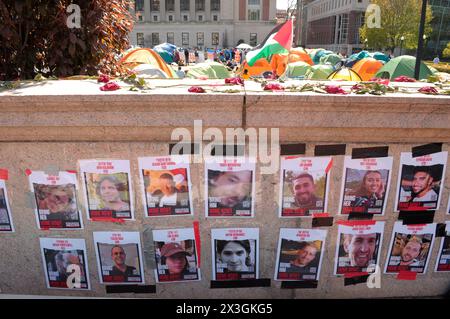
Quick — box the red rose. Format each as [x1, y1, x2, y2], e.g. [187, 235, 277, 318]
[325, 85, 347, 95]
[225, 77, 244, 85]
[418, 86, 439, 95]
[98, 74, 110, 83]
[99, 82, 120, 91]
[263, 83, 284, 91]
[393, 76, 416, 82]
[188, 86, 206, 93]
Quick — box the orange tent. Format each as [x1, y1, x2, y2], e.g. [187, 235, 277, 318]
[240, 55, 287, 77]
[352, 58, 383, 81]
[120, 48, 175, 78]
[289, 48, 313, 65]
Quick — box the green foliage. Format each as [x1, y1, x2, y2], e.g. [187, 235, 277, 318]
[0, 0, 134, 80]
[360, 0, 433, 51]
[443, 43, 450, 59]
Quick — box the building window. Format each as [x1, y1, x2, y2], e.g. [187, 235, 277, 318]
[212, 32, 219, 46]
[196, 0, 205, 11]
[167, 32, 175, 44]
[137, 33, 144, 47]
[198, 15, 203, 21]
[182, 32, 189, 46]
[153, 15, 159, 22]
[183, 15, 189, 21]
[248, 0, 261, 21]
[250, 33, 257, 46]
[181, 0, 190, 11]
[168, 15, 173, 21]
[211, 0, 220, 11]
[135, 0, 144, 11]
[166, 0, 175, 11]
[213, 15, 218, 21]
[197, 32, 204, 46]
[152, 33, 160, 46]
[150, 0, 160, 11]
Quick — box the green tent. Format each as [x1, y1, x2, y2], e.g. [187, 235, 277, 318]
[320, 53, 342, 66]
[285, 61, 313, 78]
[375, 55, 433, 80]
[186, 61, 231, 79]
[306, 64, 335, 80]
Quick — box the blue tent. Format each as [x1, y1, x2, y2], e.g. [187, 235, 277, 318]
[154, 43, 177, 63]
[371, 52, 390, 63]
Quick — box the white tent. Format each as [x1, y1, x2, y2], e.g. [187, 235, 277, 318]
[236, 43, 253, 49]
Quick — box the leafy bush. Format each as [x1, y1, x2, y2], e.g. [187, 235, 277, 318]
[0, 0, 133, 80]
[443, 42, 450, 59]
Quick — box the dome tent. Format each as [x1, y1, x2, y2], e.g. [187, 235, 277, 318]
[352, 58, 383, 81]
[375, 55, 433, 80]
[328, 67, 362, 81]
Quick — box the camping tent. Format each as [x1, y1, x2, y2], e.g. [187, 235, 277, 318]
[306, 64, 335, 80]
[133, 64, 174, 78]
[375, 55, 433, 80]
[120, 48, 176, 78]
[320, 53, 342, 66]
[312, 49, 334, 64]
[186, 61, 231, 79]
[352, 58, 383, 81]
[370, 52, 390, 64]
[285, 61, 313, 78]
[154, 43, 177, 64]
[289, 48, 313, 65]
[240, 55, 287, 77]
[236, 43, 253, 49]
[328, 68, 362, 81]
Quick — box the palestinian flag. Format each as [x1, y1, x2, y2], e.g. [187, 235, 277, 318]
[246, 19, 293, 66]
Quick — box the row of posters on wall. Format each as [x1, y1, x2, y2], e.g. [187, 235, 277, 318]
[0, 152, 449, 231]
[38, 223, 450, 290]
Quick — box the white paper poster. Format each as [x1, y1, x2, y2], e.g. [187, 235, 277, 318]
[152, 228, 201, 283]
[0, 172, 14, 232]
[435, 221, 450, 272]
[138, 155, 193, 217]
[394, 152, 447, 212]
[93, 231, 144, 284]
[79, 160, 134, 220]
[274, 228, 327, 281]
[211, 228, 259, 280]
[28, 170, 83, 230]
[205, 157, 256, 218]
[279, 156, 332, 217]
[339, 156, 393, 215]
[385, 222, 435, 274]
[40, 238, 90, 290]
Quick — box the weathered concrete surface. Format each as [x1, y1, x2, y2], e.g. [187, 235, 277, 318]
[0, 80, 449, 298]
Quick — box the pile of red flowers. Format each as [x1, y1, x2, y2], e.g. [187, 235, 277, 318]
[98, 74, 121, 91]
[324, 85, 347, 95]
[418, 86, 439, 95]
[263, 83, 284, 91]
[188, 86, 206, 93]
[225, 77, 244, 85]
[393, 76, 416, 82]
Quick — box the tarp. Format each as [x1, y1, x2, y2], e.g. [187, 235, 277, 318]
[285, 61, 313, 78]
[352, 58, 384, 81]
[305, 64, 335, 80]
[154, 43, 177, 63]
[313, 49, 334, 64]
[186, 61, 232, 79]
[370, 52, 390, 64]
[320, 53, 342, 66]
[120, 48, 175, 78]
[133, 64, 175, 79]
[328, 67, 362, 81]
[375, 55, 433, 80]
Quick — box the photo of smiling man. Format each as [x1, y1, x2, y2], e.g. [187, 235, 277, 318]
[335, 222, 384, 275]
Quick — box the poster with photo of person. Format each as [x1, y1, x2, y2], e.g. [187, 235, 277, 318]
[339, 156, 393, 215]
[447, 196, 450, 215]
[385, 222, 435, 274]
[279, 156, 332, 217]
[138, 156, 193, 217]
[93, 231, 144, 284]
[28, 170, 83, 230]
[211, 228, 259, 281]
[274, 228, 327, 281]
[334, 221, 385, 275]
[40, 238, 90, 290]
[79, 160, 134, 220]
[394, 152, 447, 212]
[435, 221, 450, 272]
[153, 228, 201, 283]
[0, 171, 14, 232]
[205, 157, 256, 218]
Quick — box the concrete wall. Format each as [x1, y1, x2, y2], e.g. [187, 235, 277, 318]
[0, 80, 449, 298]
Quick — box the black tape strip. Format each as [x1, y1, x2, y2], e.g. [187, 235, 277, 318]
[210, 144, 245, 157]
[351, 146, 389, 159]
[398, 211, 435, 225]
[106, 285, 156, 294]
[344, 275, 369, 286]
[280, 143, 306, 156]
[436, 223, 447, 237]
[412, 143, 443, 157]
[169, 143, 201, 155]
[281, 280, 318, 289]
[312, 217, 334, 228]
[210, 279, 271, 289]
[314, 144, 346, 156]
[348, 213, 374, 221]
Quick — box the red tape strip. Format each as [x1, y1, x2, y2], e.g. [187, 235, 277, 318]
[313, 213, 330, 218]
[325, 158, 333, 173]
[91, 217, 125, 224]
[284, 155, 301, 160]
[25, 169, 32, 176]
[344, 272, 369, 279]
[0, 169, 8, 180]
[397, 271, 417, 280]
[337, 220, 377, 226]
[193, 221, 201, 268]
[66, 170, 77, 174]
